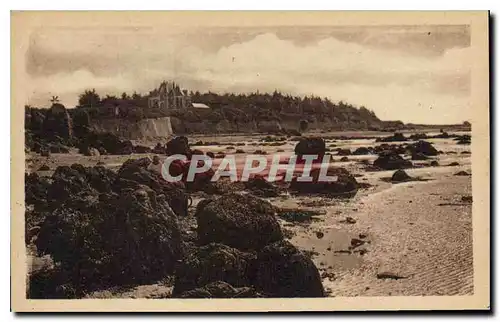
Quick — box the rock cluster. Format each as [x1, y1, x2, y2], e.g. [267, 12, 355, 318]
[173, 193, 325, 298]
[25, 158, 190, 297]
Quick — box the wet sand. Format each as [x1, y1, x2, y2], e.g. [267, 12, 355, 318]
[284, 175, 472, 296]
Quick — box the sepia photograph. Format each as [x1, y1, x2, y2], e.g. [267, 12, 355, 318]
[10, 11, 490, 312]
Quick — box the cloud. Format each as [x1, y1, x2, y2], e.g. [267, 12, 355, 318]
[23, 27, 471, 124]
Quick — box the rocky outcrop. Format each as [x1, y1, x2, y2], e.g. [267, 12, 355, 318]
[373, 152, 413, 170]
[294, 137, 326, 158]
[172, 243, 256, 297]
[195, 194, 282, 250]
[289, 167, 358, 197]
[407, 140, 438, 156]
[35, 186, 182, 295]
[253, 240, 325, 298]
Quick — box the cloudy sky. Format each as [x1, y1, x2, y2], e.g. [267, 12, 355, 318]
[23, 24, 471, 124]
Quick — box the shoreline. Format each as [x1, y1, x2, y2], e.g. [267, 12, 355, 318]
[282, 174, 472, 297]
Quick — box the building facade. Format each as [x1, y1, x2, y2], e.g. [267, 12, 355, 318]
[148, 81, 192, 109]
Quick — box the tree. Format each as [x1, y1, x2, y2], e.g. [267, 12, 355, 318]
[50, 96, 60, 105]
[78, 89, 101, 108]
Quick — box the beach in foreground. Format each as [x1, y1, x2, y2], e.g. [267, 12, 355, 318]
[25, 131, 472, 298]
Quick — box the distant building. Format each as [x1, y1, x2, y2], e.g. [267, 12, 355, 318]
[192, 103, 210, 109]
[148, 81, 191, 109]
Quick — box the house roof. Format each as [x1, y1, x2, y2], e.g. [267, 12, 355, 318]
[192, 103, 210, 109]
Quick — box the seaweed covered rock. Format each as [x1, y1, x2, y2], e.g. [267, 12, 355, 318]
[115, 158, 190, 217]
[47, 166, 94, 206]
[391, 169, 412, 183]
[25, 172, 52, 210]
[172, 243, 256, 297]
[294, 137, 326, 158]
[152, 142, 166, 154]
[407, 140, 438, 156]
[373, 152, 412, 170]
[289, 167, 358, 198]
[455, 135, 471, 145]
[178, 281, 261, 298]
[166, 136, 192, 159]
[77, 132, 134, 155]
[353, 147, 372, 155]
[253, 240, 325, 298]
[375, 133, 407, 142]
[35, 187, 183, 295]
[244, 176, 280, 197]
[195, 194, 283, 250]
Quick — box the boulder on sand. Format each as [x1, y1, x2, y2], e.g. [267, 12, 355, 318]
[353, 147, 372, 155]
[373, 152, 412, 170]
[166, 136, 192, 159]
[244, 176, 280, 197]
[407, 140, 438, 156]
[294, 137, 326, 158]
[253, 240, 325, 298]
[195, 193, 283, 250]
[391, 169, 412, 183]
[289, 167, 358, 197]
[375, 133, 407, 142]
[172, 243, 256, 297]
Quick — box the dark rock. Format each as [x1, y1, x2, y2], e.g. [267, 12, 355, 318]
[42, 104, 73, 142]
[409, 133, 428, 140]
[407, 140, 438, 156]
[391, 169, 412, 183]
[289, 167, 358, 198]
[411, 152, 429, 160]
[25, 172, 51, 211]
[461, 195, 473, 203]
[152, 143, 166, 155]
[430, 160, 439, 167]
[40, 149, 50, 157]
[166, 136, 192, 159]
[35, 187, 182, 294]
[244, 176, 280, 197]
[353, 147, 372, 155]
[454, 171, 471, 176]
[195, 193, 283, 250]
[373, 152, 412, 170]
[376, 133, 407, 142]
[316, 231, 324, 239]
[339, 156, 349, 162]
[206, 151, 215, 159]
[235, 149, 245, 154]
[134, 145, 152, 154]
[448, 162, 460, 166]
[115, 158, 191, 217]
[253, 240, 325, 298]
[294, 137, 326, 158]
[172, 243, 256, 297]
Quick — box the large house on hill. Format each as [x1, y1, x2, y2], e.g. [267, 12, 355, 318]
[148, 81, 191, 109]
